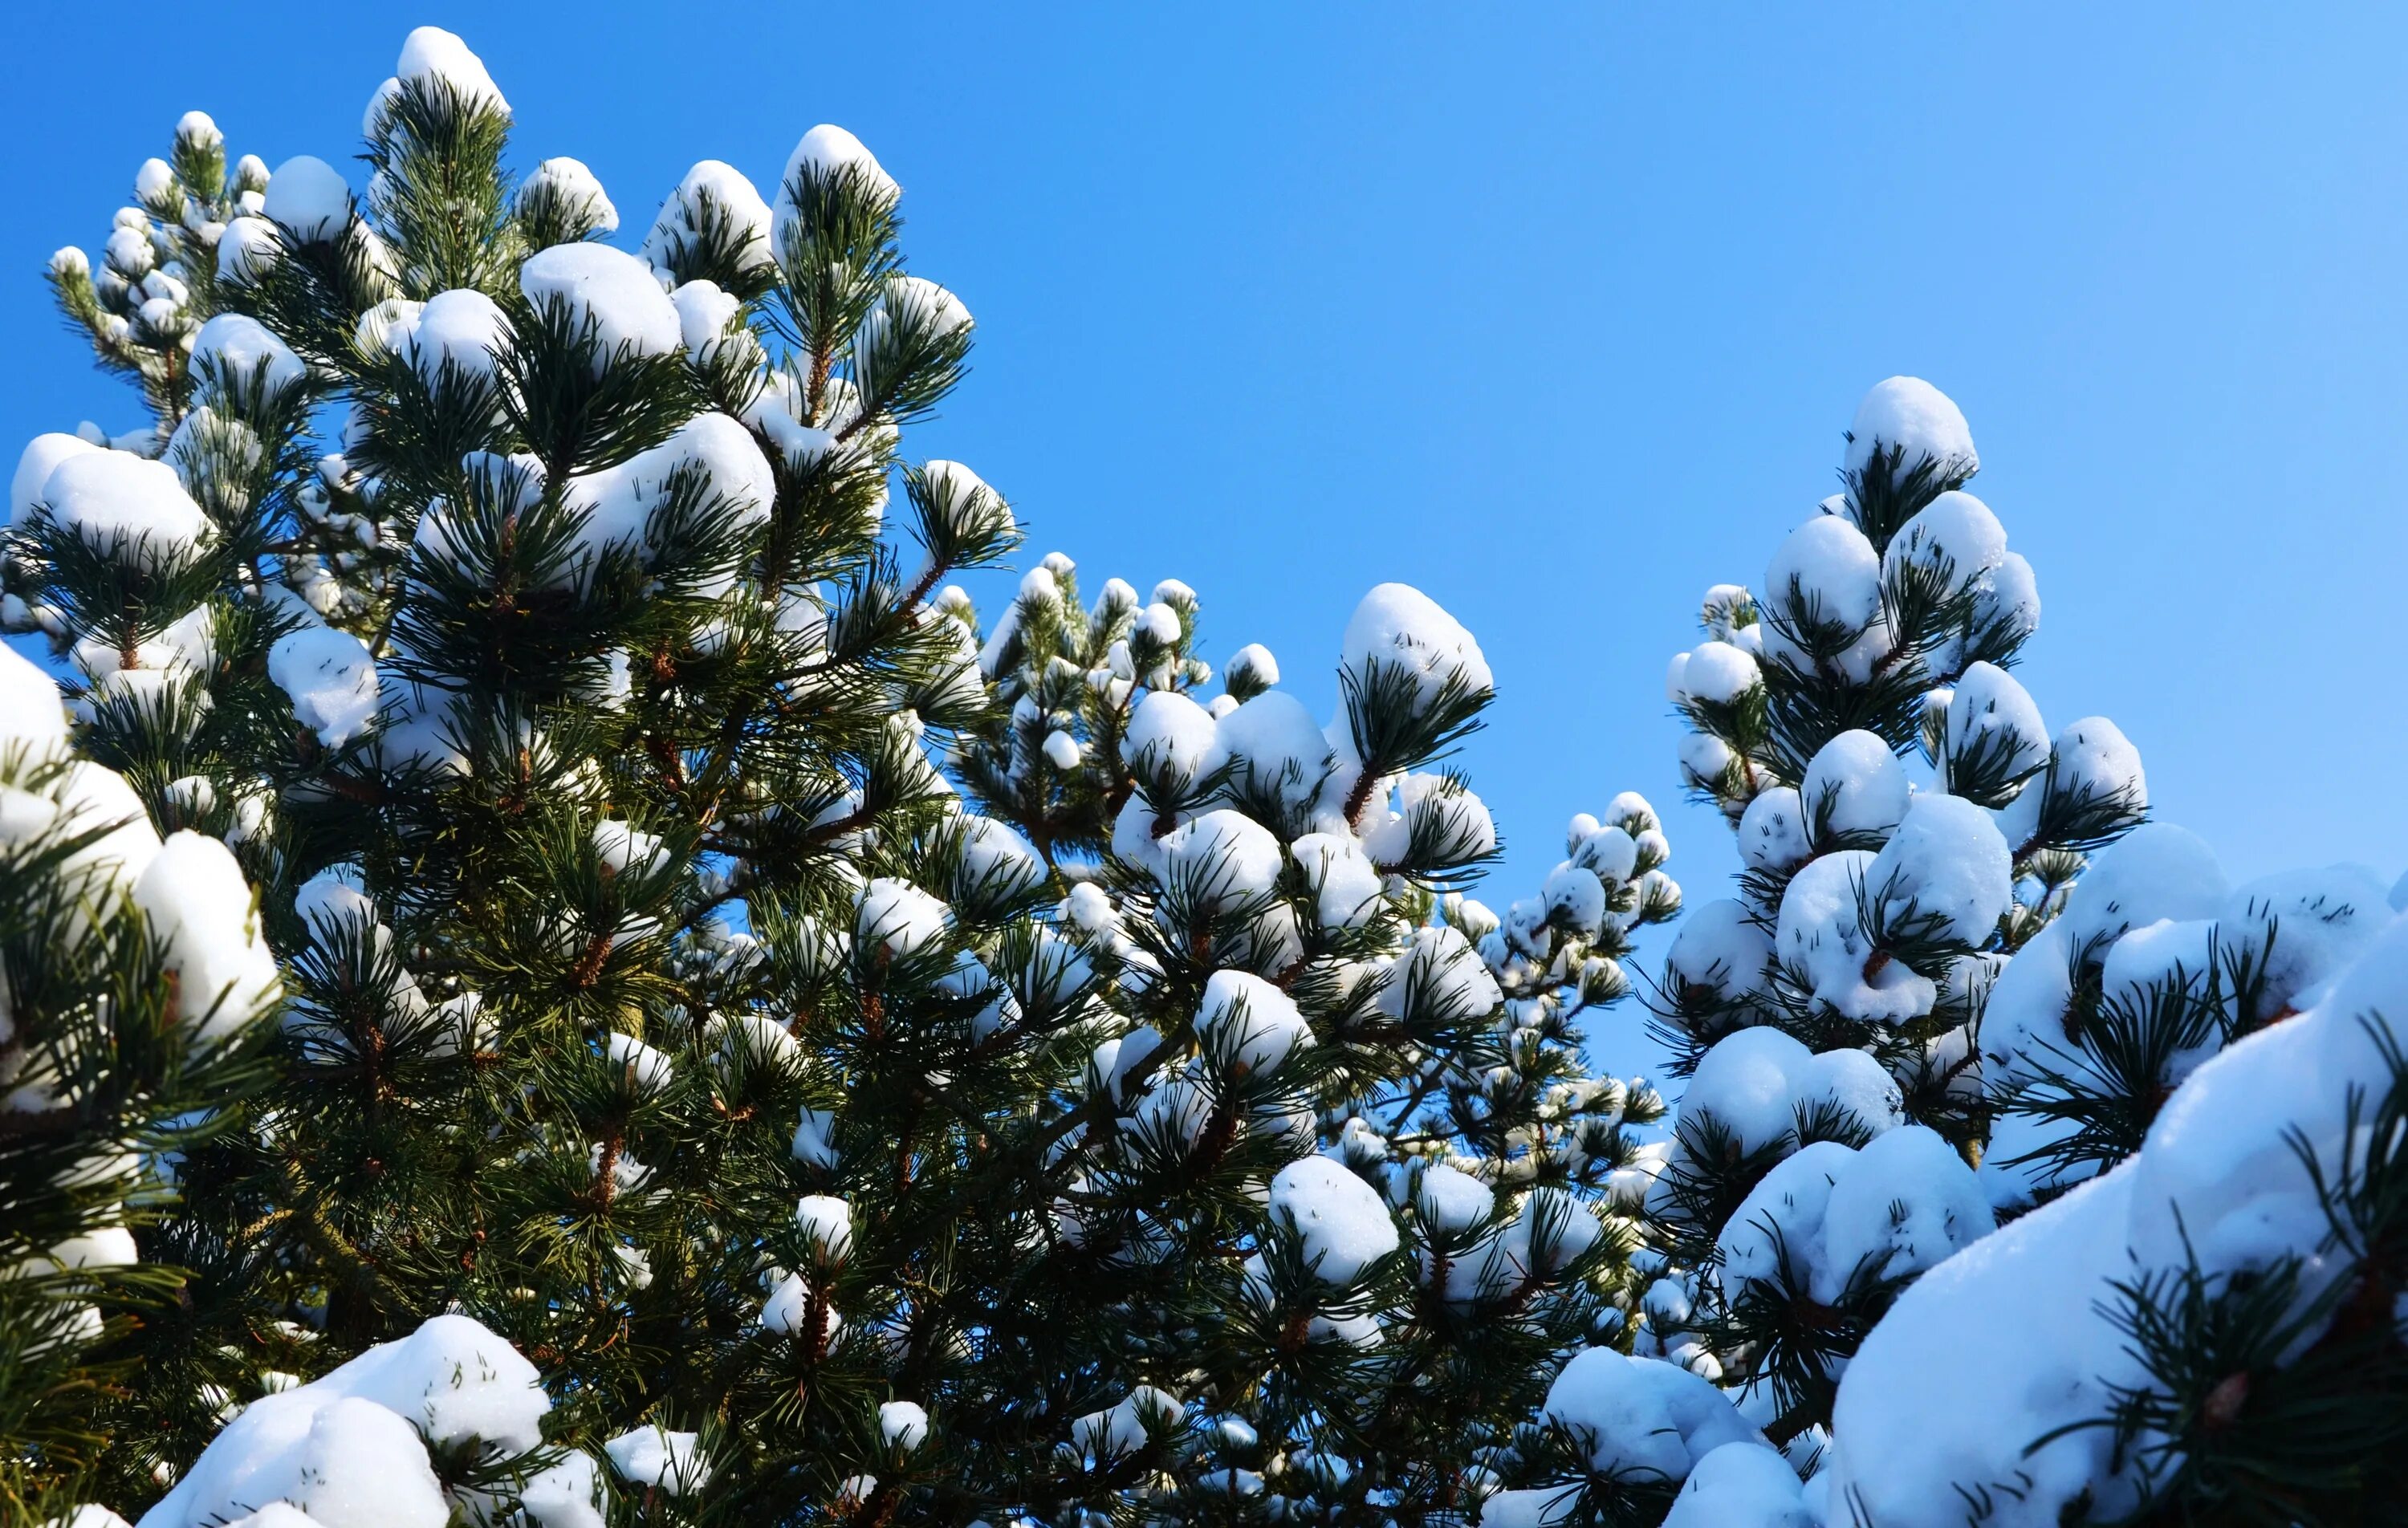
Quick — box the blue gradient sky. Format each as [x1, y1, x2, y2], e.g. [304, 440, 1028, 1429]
[7, 4, 2402, 1079]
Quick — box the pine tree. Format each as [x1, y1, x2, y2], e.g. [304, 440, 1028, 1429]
[0, 643, 276, 1522]
[21, 22, 2404, 1528]
[6, 26, 1686, 1528]
[1482, 378, 2408, 1526]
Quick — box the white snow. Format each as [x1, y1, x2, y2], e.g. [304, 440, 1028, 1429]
[1828, 902, 2408, 1526]
[1157, 808, 1285, 908]
[217, 216, 283, 282]
[560, 411, 775, 583]
[51, 762, 163, 902]
[854, 275, 972, 370]
[11, 432, 98, 530]
[133, 831, 279, 1046]
[796, 1193, 855, 1266]
[1202, 690, 1331, 808]
[1844, 376, 1978, 483]
[138, 1315, 547, 1528]
[401, 288, 511, 384]
[602, 1425, 711, 1494]
[774, 125, 900, 255]
[1881, 490, 2006, 599]
[1196, 968, 1314, 1076]
[262, 156, 352, 242]
[592, 819, 667, 877]
[1800, 729, 1907, 841]
[1682, 1026, 1902, 1156]
[191, 314, 306, 400]
[642, 161, 775, 274]
[856, 877, 950, 959]
[1363, 774, 1496, 868]
[1268, 1155, 1398, 1284]
[268, 626, 379, 748]
[1776, 851, 1935, 1024]
[1819, 1124, 1994, 1289]
[1662, 1441, 1812, 1528]
[1678, 640, 1760, 705]
[519, 243, 684, 369]
[2056, 821, 2227, 961]
[1543, 1347, 1763, 1481]
[1414, 1162, 1496, 1235]
[2218, 863, 2392, 1022]
[0, 640, 69, 754]
[1377, 925, 1503, 1028]
[1998, 716, 2147, 851]
[39, 449, 208, 564]
[1340, 583, 1493, 712]
[516, 1452, 606, 1528]
[605, 1031, 674, 1096]
[1069, 1386, 1182, 1460]
[1761, 516, 1885, 678]
[880, 1399, 929, 1450]
[1226, 641, 1279, 689]
[670, 280, 745, 365]
[1716, 1139, 1851, 1298]
[955, 815, 1045, 893]
[1863, 793, 2012, 949]
[1665, 899, 1773, 1006]
[520, 156, 617, 234]
[1125, 689, 1219, 786]
[393, 26, 509, 118]
[1736, 786, 1809, 876]
[1944, 660, 2048, 788]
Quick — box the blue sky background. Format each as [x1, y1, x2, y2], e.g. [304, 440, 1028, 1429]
[6, 4, 2402, 1081]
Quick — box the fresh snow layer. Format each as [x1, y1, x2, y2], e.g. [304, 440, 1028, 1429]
[1269, 1155, 1398, 1284]
[1845, 376, 1978, 482]
[1828, 899, 2408, 1526]
[1680, 1026, 1902, 1156]
[192, 314, 307, 400]
[138, 1315, 546, 1528]
[39, 450, 208, 563]
[268, 626, 379, 748]
[133, 831, 279, 1044]
[262, 156, 352, 242]
[1340, 583, 1493, 713]
[519, 242, 683, 368]
[643, 161, 775, 274]
[1544, 1347, 1763, 1481]
[10, 432, 98, 530]
[1196, 968, 1314, 1075]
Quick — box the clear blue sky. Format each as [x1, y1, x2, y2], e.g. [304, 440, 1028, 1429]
[7, 4, 2402, 1080]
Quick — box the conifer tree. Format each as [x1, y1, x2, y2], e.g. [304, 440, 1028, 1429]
[6, 26, 1687, 1528]
[1465, 379, 2408, 1526]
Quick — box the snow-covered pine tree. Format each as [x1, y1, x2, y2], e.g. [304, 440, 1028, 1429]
[1458, 379, 2408, 1526]
[948, 559, 1684, 1518]
[8, 26, 1689, 1528]
[0, 642, 276, 1522]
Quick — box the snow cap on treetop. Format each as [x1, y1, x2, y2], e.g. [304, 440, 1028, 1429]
[783, 124, 897, 204]
[364, 26, 510, 135]
[1845, 376, 1978, 482]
